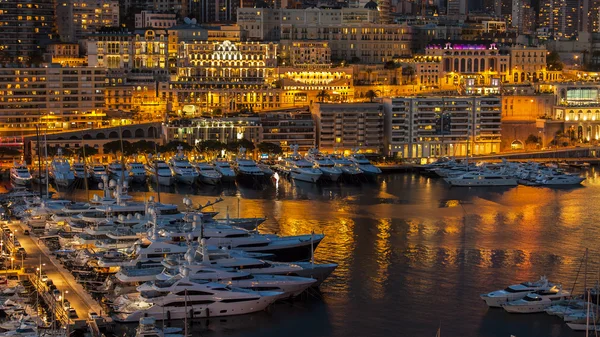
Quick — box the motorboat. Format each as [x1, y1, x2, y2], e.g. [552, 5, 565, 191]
[480, 276, 555, 307]
[127, 162, 147, 184]
[306, 149, 342, 182]
[502, 286, 570, 313]
[327, 154, 363, 178]
[145, 155, 175, 186]
[348, 152, 381, 177]
[279, 145, 322, 183]
[168, 146, 199, 185]
[537, 174, 586, 186]
[72, 161, 89, 180]
[212, 159, 236, 182]
[107, 161, 133, 184]
[257, 162, 274, 177]
[10, 161, 32, 186]
[234, 148, 264, 179]
[444, 171, 518, 187]
[193, 162, 222, 185]
[112, 276, 282, 322]
[87, 163, 107, 182]
[135, 317, 183, 337]
[49, 148, 75, 187]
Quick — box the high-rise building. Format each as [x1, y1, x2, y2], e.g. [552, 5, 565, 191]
[190, 0, 240, 23]
[56, 0, 120, 43]
[446, 0, 468, 17]
[0, 0, 55, 63]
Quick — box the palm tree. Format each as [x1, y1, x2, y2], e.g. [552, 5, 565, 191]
[365, 90, 378, 103]
[316, 90, 329, 102]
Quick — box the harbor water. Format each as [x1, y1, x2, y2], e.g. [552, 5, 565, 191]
[35, 170, 600, 336]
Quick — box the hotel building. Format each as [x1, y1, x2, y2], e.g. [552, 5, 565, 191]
[311, 103, 384, 154]
[382, 92, 502, 158]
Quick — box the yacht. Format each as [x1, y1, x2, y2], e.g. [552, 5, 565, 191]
[257, 162, 274, 177]
[107, 161, 133, 184]
[444, 171, 518, 187]
[328, 154, 363, 178]
[212, 159, 236, 182]
[193, 162, 222, 185]
[502, 286, 570, 313]
[234, 148, 264, 179]
[135, 317, 183, 337]
[279, 146, 322, 183]
[145, 156, 175, 186]
[126, 162, 147, 184]
[480, 276, 555, 307]
[168, 146, 199, 185]
[306, 149, 342, 182]
[49, 148, 75, 187]
[113, 276, 282, 322]
[87, 163, 107, 182]
[72, 161, 89, 180]
[348, 152, 382, 177]
[537, 174, 586, 186]
[10, 161, 32, 186]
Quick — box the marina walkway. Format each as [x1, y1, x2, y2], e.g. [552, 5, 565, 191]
[3, 220, 103, 321]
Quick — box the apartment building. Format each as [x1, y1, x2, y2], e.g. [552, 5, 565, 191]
[135, 11, 176, 29]
[56, 0, 120, 42]
[162, 117, 262, 145]
[311, 103, 384, 154]
[382, 96, 502, 158]
[259, 109, 316, 152]
[0, 65, 106, 137]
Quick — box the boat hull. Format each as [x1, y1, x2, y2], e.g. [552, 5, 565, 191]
[445, 178, 518, 187]
[175, 174, 196, 185]
[200, 175, 221, 185]
[291, 172, 321, 183]
[237, 236, 324, 262]
[10, 176, 31, 186]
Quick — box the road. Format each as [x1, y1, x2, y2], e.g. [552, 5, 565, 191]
[3, 220, 103, 321]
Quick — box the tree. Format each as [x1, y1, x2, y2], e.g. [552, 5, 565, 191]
[196, 140, 225, 157]
[525, 134, 540, 145]
[384, 60, 397, 69]
[257, 142, 283, 156]
[238, 138, 255, 151]
[159, 141, 193, 153]
[74, 145, 99, 157]
[365, 90, 378, 103]
[131, 140, 157, 154]
[316, 90, 329, 102]
[547, 51, 564, 71]
[103, 140, 133, 155]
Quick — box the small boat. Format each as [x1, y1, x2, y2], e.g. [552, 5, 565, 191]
[10, 161, 32, 186]
[481, 276, 555, 307]
[445, 171, 518, 187]
[502, 286, 570, 313]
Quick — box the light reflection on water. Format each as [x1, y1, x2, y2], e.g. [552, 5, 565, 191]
[10, 168, 600, 337]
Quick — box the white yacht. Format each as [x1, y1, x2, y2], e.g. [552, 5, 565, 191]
[537, 174, 585, 186]
[107, 161, 133, 184]
[480, 276, 555, 307]
[328, 154, 363, 178]
[113, 276, 282, 322]
[212, 159, 236, 182]
[49, 148, 75, 187]
[193, 162, 222, 185]
[168, 146, 199, 185]
[234, 148, 264, 179]
[126, 162, 147, 184]
[279, 146, 322, 183]
[502, 286, 570, 313]
[444, 171, 518, 187]
[145, 156, 175, 186]
[72, 161, 89, 180]
[348, 152, 381, 177]
[306, 149, 342, 182]
[135, 317, 183, 337]
[87, 163, 107, 182]
[10, 161, 32, 186]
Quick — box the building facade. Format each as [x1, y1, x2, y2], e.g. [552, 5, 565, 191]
[311, 103, 384, 154]
[135, 11, 176, 29]
[162, 117, 262, 145]
[0, 66, 106, 137]
[259, 109, 316, 152]
[383, 95, 502, 158]
[56, 0, 119, 43]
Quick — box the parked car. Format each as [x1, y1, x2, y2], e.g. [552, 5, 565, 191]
[51, 289, 61, 300]
[87, 312, 100, 320]
[23, 230, 29, 235]
[40, 273, 48, 282]
[16, 247, 26, 257]
[68, 308, 77, 318]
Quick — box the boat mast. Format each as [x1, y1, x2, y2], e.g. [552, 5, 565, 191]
[44, 128, 49, 199]
[154, 142, 161, 203]
[82, 131, 89, 202]
[35, 123, 42, 199]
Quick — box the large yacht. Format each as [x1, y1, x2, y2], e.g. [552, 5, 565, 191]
[112, 275, 282, 322]
[10, 161, 32, 186]
[306, 149, 342, 182]
[49, 148, 75, 187]
[537, 174, 586, 186]
[348, 152, 382, 177]
[126, 162, 147, 183]
[168, 146, 199, 185]
[145, 155, 175, 186]
[107, 161, 133, 184]
[480, 276, 555, 307]
[444, 171, 518, 187]
[72, 161, 89, 180]
[233, 148, 264, 179]
[502, 286, 570, 313]
[212, 159, 236, 182]
[87, 163, 107, 182]
[279, 145, 322, 183]
[327, 154, 363, 178]
[193, 162, 222, 185]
